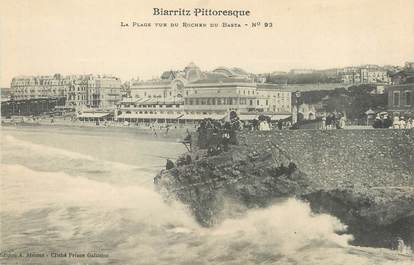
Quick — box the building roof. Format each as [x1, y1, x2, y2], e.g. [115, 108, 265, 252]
[387, 83, 414, 90]
[120, 97, 137, 103]
[131, 79, 172, 88]
[179, 113, 226, 120]
[118, 113, 182, 119]
[391, 69, 414, 78]
[121, 97, 184, 105]
[230, 67, 249, 76]
[365, 109, 375, 115]
[160, 71, 178, 80]
[256, 83, 288, 90]
[185, 92, 255, 98]
[238, 113, 291, 121]
[190, 74, 253, 84]
[78, 112, 110, 118]
[213, 67, 250, 77]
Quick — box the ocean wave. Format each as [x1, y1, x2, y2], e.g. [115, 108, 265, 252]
[0, 164, 197, 227]
[1, 164, 412, 265]
[209, 198, 352, 251]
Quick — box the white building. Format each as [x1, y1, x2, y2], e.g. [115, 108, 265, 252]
[119, 63, 292, 123]
[11, 74, 68, 100]
[341, 67, 390, 84]
[10, 74, 122, 109]
[256, 84, 292, 113]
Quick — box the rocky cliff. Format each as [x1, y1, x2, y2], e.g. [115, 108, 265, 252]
[155, 129, 414, 249]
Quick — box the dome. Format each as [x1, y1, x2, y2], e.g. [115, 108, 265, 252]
[184, 62, 202, 82]
[213, 67, 249, 77]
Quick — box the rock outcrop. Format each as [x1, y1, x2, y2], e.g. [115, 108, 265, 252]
[155, 129, 414, 249]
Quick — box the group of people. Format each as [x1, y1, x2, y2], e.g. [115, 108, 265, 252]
[321, 113, 346, 130]
[391, 115, 414, 129]
[248, 118, 272, 131]
[372, 114, 393, 129]
[372, 113, 414, 129]
[246, 116, 292, 131]
[197, 118, 240, 156]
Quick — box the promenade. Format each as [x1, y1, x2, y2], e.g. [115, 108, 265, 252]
[1, 116, 195, 140]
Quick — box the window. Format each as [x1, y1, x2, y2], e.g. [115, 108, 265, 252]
[405, 91, 412, 106]
[393, 91, 400, 106]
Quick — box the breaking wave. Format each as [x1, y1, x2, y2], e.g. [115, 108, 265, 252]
[1, 130, 412, 264]
[2, 164, 412, 264]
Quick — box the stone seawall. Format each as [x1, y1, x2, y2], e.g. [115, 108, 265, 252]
[237, 129, 414, 190]
[155, 129, 414, 249]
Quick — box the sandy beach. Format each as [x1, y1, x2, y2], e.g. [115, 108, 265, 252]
[1, 116, 195, 142]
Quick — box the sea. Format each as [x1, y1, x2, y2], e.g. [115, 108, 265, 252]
[1, 126, 413, 265]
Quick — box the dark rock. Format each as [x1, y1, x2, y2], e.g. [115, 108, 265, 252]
[155, 129, 414, 249]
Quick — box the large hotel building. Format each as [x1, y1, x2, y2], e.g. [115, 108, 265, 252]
[117, 63, 292, 123]
[10, 74, 122, 109]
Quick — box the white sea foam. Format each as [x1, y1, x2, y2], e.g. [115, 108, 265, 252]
[210, 198, 352, 252]
[0, 164, 195, 226]
[1, 162, 412, 264]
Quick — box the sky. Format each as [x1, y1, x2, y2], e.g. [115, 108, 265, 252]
[1, 0, 414, 87]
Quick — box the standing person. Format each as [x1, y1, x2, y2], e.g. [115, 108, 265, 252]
[373, 115, 382, 129]
[383, 114, 392, 128]
[278, 120, 283, 130]
[406, 118, 413, 129]
[165, 124, 170, 135]
[393, 116, 400, 129]
[400, 117, 406, 129]
[326, 114, 332, 130]
[321, 115, 326, 130]
[197, 120, 207, 148]
[209, 127, 219, 149]
[183, 129, 192, 151]
[339, 116, 346, 129]
[260, 120, 270, 131]
[221, 129, 230, 152]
